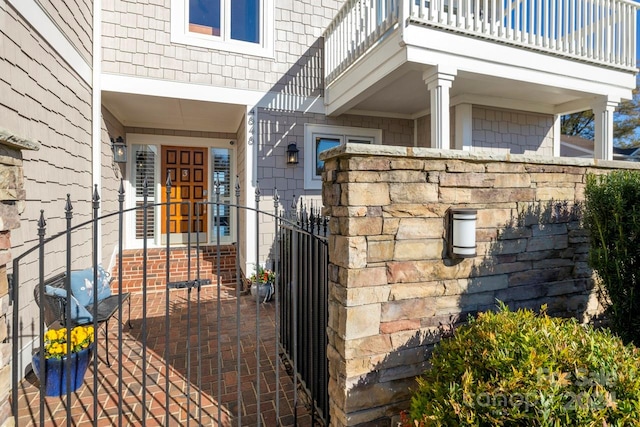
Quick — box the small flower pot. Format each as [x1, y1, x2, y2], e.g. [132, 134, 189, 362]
[32, 345, 94, 396]
[250, 282, 274, 303]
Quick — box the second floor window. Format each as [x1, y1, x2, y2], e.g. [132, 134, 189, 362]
[171, 0, 273, 57]
[189, 0, 260, 44]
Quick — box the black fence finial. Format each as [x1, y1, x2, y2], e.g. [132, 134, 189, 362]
[37, 209, 46, 237]
[65, 194, 73, 220]
[118, 179, 125, 201]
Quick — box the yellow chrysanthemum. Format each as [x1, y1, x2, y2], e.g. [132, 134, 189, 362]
[44, 329, 58, 341]
[43, 325, 94, 359]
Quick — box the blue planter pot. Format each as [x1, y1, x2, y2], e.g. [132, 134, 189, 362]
[32, 345, 94, 396]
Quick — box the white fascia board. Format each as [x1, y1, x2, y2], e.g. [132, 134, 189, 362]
[347, 109, 414, 119]
[403, 27, 636, 98]
[554, 97, 601, 115]
[102, 73, 265, 106]
[7, 0, 92, 85]
[101, 73, 324, 113]
[411, 108, 430, 120]
[451, 94, 554, 115]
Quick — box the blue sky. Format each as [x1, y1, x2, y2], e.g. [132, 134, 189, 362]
[637, 8, 640, 60]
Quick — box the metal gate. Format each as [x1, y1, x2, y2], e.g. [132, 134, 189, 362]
[10, 179, 329, 426]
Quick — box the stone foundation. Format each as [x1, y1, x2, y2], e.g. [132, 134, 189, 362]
[320, 144, 640, 426]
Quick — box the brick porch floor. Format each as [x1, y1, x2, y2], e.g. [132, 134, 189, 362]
[16, 285, 317, 426]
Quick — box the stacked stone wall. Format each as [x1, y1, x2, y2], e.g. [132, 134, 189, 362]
[0, 132, 38, 427]
[0, 147, 23, 427]
[320, 145, 640, 426]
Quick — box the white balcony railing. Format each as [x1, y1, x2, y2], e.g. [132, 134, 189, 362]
[324, 0, 638, 84]
[324, 0, 400, 84]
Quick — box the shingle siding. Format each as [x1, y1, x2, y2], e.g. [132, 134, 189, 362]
[255, 109, 414, 260]
[256, 109, 414, 205]
[101, 0, 337, 94]
[1, 0, 96, 378]
[1, 1, 93, 240]
[38, 0, 93, 64]
[415, 106, 554, 154]
[472, 106, 554, 156]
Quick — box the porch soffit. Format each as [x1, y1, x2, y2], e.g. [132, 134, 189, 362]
[102, 91, 246, 133]
[325, 26, 636, 118]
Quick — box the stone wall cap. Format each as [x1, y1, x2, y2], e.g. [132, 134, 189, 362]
[319, 143, 640, 171]
[0, 127, 40, 151]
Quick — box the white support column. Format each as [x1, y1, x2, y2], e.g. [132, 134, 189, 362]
[592, 99, 618, 161]
[454, 103, 473, 150]
[424, 67, 457, 150]
[244, 106, 258, 274]
[552, 115, 561, 157]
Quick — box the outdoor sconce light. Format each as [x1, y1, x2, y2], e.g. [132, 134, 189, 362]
[286, 143, 299, 165]
[111, 136, 127, 164]
[449, 208, 477, 258]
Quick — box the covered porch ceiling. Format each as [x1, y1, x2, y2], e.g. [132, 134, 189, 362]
[102, 91, 246, 134]
[331, 63, 604, 119]
[327, 63, 608, 119]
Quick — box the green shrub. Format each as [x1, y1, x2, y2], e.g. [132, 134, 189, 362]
[405, 304, 640, 426]
[584, 171, 640, 346]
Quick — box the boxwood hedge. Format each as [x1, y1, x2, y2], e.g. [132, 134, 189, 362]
[404, 304, 640, 426]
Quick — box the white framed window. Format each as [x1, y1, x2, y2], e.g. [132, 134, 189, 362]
[304, 124, 382, 190]
[210, 147, 233, 241]
[131, 144, 159, 244]
[171, 0, 274, 58]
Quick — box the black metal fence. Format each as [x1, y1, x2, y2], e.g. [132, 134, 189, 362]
[10, 181, 331, 426]
[278, 202, 330, 425]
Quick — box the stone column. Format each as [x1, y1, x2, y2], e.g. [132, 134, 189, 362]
[592, 98, 618, 161]
[424, 67, 457, 150]
[0, 128, 39, 427]
[322, 152, 431, 426]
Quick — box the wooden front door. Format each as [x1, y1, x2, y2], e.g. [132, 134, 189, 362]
[161, 146, 208, 241]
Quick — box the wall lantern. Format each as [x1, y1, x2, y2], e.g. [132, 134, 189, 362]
[449, 208, 477, 258]
[286, 143, 299, 165]
[111, 136, 127, 164]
